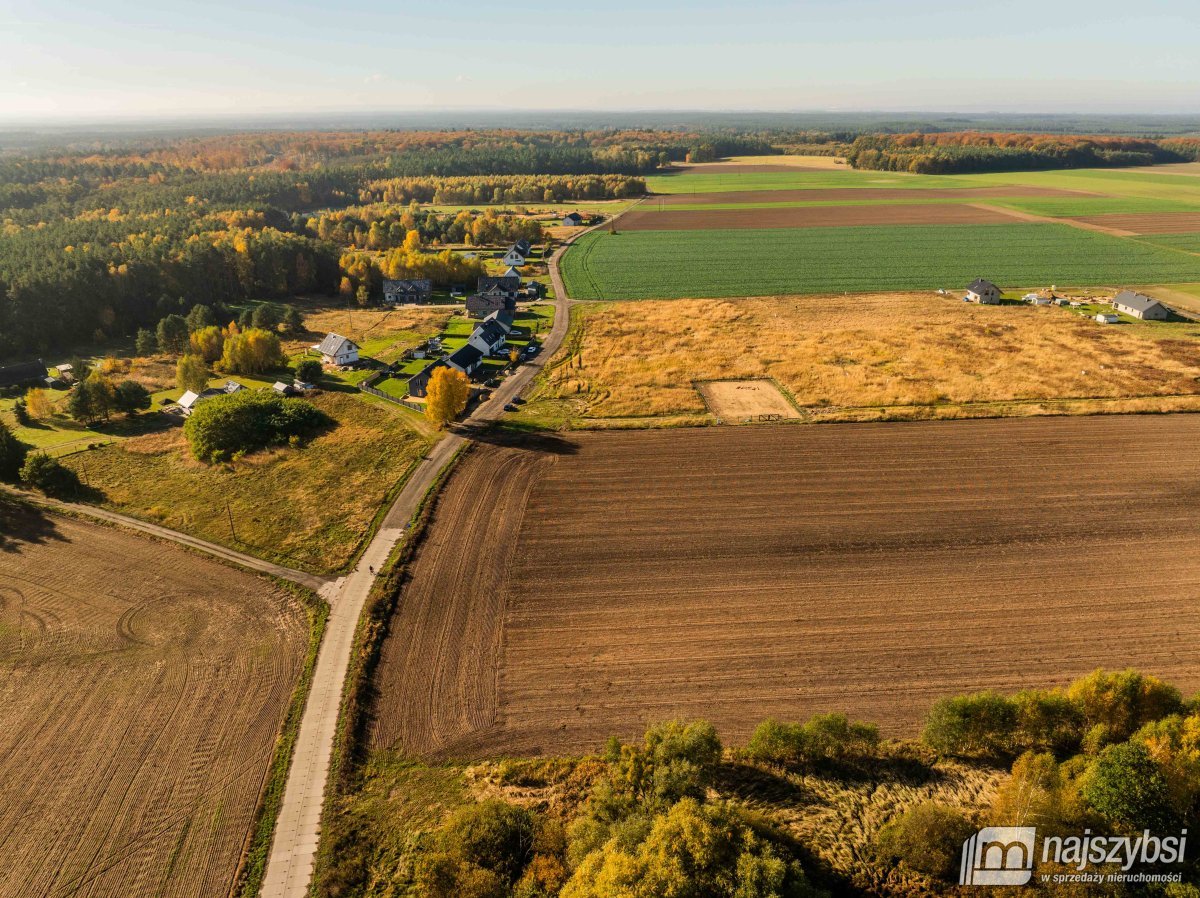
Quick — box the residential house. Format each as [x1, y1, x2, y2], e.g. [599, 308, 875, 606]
[965, 278, 1001, 304]
[446, 344, 484, 377]
[561, 212, 585, 227]
[466, 288, 517, 318]
[55, 363, 75, 383]
[382, 278, 433, 305]
[407, 359, 447, 399]
[482, 309, 515, 335]
[500, 239, 532, 267]
[1112, 290, 1171, 321]
[477, 274, 521, 297]
[502, 265, 521, 279]
[0, 359, 48, 389]
[314, 333, 360, 366]
[469, 319, 508, 356]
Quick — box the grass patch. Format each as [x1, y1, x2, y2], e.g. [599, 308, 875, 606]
[645, 169, 965, 194]
[561, 223, 1200, 300]
[58, 390, 430, 574]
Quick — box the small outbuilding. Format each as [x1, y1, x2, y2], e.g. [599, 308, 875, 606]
[561, 212, 585, 227]
[314, 333, 360, 366]
[1095, 312, 1120, 325]
[1112, 290, 1171, 321]
[965, 278, 1001, 305]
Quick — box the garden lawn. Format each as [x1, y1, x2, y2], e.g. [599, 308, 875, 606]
[58, 391, 430, 574]
[562, 223, 1200, 300]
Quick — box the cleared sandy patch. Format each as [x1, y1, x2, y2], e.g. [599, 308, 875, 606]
[697, 379, 800, 420]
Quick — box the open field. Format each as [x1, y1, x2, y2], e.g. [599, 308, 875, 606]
[697, 379, 800, 420]
[366, 417, 1200, 758]
[58, 390, 429, 574]
[563, 224, 1200, 299]
[618, 202, 1016, 231]
[520, 294, 1200, 425]
[0, 501, 311, 898]
[1074, 211, 1200, 235]
[284, 305, 451, 365]
[650, 185, 1085, 208]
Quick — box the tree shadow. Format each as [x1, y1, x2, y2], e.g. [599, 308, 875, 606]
[464, 424, 580, 456]
[0, 498, 66, 553]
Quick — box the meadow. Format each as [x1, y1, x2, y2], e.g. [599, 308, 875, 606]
[562, 223, 1200, 299]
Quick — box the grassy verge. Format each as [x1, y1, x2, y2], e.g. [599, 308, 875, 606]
[234, 580, 329, 898]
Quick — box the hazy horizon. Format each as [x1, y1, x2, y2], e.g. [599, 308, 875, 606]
[3, 0, 1198, 123]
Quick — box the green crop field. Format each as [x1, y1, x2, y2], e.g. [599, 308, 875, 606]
[562, 223, 1200, 300]
[644, 169, 969, 194]
[1138, 233, 1200, 253]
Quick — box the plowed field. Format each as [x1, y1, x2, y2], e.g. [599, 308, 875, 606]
[1075, 211, 1200, 235]
[619, 203, 1015, 231]
[369, 416, 1200, 759]
[0, 503, 309, 898]
[652, 186, 1084, 206]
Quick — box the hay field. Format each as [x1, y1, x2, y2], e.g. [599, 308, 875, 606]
[0, 502, 310, 898]
[525, 294, 1200, 424]
[367, 417, 1200, 758]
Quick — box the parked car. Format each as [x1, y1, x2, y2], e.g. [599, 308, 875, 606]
[504, 403, 518, 412]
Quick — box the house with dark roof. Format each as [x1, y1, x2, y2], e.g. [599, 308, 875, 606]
[407, 359, 447, 398]
[446, 344, 484, 377]
[383, 278, 433, 305]
[482, 309, 515, 335]
[477, 274, 521, 297]
[467, 290, 517, 318]
[1113, 290, 1171, 321]
[965, 278, 1001, 305]
[469, 319, 509, 355]
[313, 333, 360, 366]
[0, 360, 48, 389]
[561, 212, 585, 227]
[501, 239, 532, 267]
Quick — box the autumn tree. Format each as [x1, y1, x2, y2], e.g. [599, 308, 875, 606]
[190, 325, 225, 362]
[24, 388, 53, 420]
[176, 354, 211, 394]
[156, 314, 189, 355]
[424, 367, 470, 428]
[220, 328, 285, 375]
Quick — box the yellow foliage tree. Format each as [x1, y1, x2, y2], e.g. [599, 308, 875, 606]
[190, 325, 225, 362]
[220, 328, 285, 375]
[176, 354, 210, 393]
[24, 387, 53, 419]
[424, 367, 470, 428]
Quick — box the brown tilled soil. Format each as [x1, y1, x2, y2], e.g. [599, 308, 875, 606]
[369, 415, 1200, 759]
[653, 186, 1086, 206]
[0, 503, 309, 898]
[620, 202, 1017, 231]
[1074, 212, 1200, 235]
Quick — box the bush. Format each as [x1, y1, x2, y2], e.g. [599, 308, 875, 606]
[923, 691, 1018, 758]
[1067, 669, 1183, 749]
[1083, 741, 1177, 831]
[440, 800, 537, 884]
[744, 713, 880, 766]
[0, 421, 30, 482]
[875, 802, 975, 881]
[20, 452, 80, 498]
[183, 390, 328, 462]
[1013, 689, 1085, 756]
[294, 358, 323, 383]
[114, 380, 151, 415]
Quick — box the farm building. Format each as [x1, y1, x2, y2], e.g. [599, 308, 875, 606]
[407, 360, 447, 399]
[0, 359, 48, 389]
[562, 212, 585, 227]
[314, 333, 360, 366]
[469, 319, 509, 356]
[272, 381, 297, 396]
[55, 362, 75, 383]
[1112, 290, 1171, 321]
[965, 278, 1001, 304]
[1096, 312, 1120, 325]
[383, 279, 433, 305]
[446, 344, 484, 377]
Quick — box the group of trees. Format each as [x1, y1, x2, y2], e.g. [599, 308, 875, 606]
[846, 132, 1194, 174]
[306, 204, 544, 252]
[403, 721, 822, 898]
[0, 420, 80, 498]
[182, 389, 327, 463]
[362, 174, 645, 206]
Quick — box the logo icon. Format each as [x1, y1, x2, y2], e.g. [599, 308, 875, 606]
[960, 827, 1037, 886]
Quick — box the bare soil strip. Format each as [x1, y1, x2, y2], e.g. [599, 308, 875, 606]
[969, 203, 1138, 236]
[652, 186, 1087, 206]
[620, 202, 1016, 231]
[698, 380, 801, 420]
[372, 416, 1200, 758]
[0, 505, 308, 898]
[1074, 212, 1200, 235]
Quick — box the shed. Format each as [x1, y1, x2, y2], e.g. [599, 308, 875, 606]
[1095, 313, 1120, 325]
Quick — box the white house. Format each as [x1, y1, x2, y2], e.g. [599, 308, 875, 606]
[561, 212, 585, 227]
[446, 344, 483, 376]
[965, 278, 1001, 305]
[501, 247, 526, 267]
[178, 380, 244, 415]
[1112, 290, 1171, 321]
[468, 319, 509, 356]
[314, 333, 360, 366]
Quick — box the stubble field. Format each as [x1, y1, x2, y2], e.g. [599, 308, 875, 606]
[0, 502, 310, 898]
[367, 416, 1200, 759]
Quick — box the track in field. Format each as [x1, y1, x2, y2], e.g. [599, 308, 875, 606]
[370, 416, 1200, 759]
[0, 505, 308, 898]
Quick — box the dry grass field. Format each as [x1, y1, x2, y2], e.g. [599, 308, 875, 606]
[523, 293, 1200, 425]
[284, 305, 450, 361]
[0, 502, 310, 898]
[368, 416, 1200, 759]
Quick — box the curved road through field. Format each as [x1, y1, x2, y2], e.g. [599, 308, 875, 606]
[259, 209, 626, 897]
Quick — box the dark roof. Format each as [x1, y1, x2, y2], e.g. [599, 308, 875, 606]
[512, 238, 532, 255]
[0, 359, 47, 388]
[483, 309, 515, 331]
[563, 212, 584, 223]
[967, 278, 999, 293]
[448, 344, 484, 368]
[1113, 290, 1165, 314]
[475, 320, 507, 344]
[478, 275, 520, 293]
[317, 333, 357, 356]
[408, 359, 446, 385]
[383, 278, 432, 293]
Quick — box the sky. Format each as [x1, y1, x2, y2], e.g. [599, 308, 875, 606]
[1, 0, 1198, 122]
